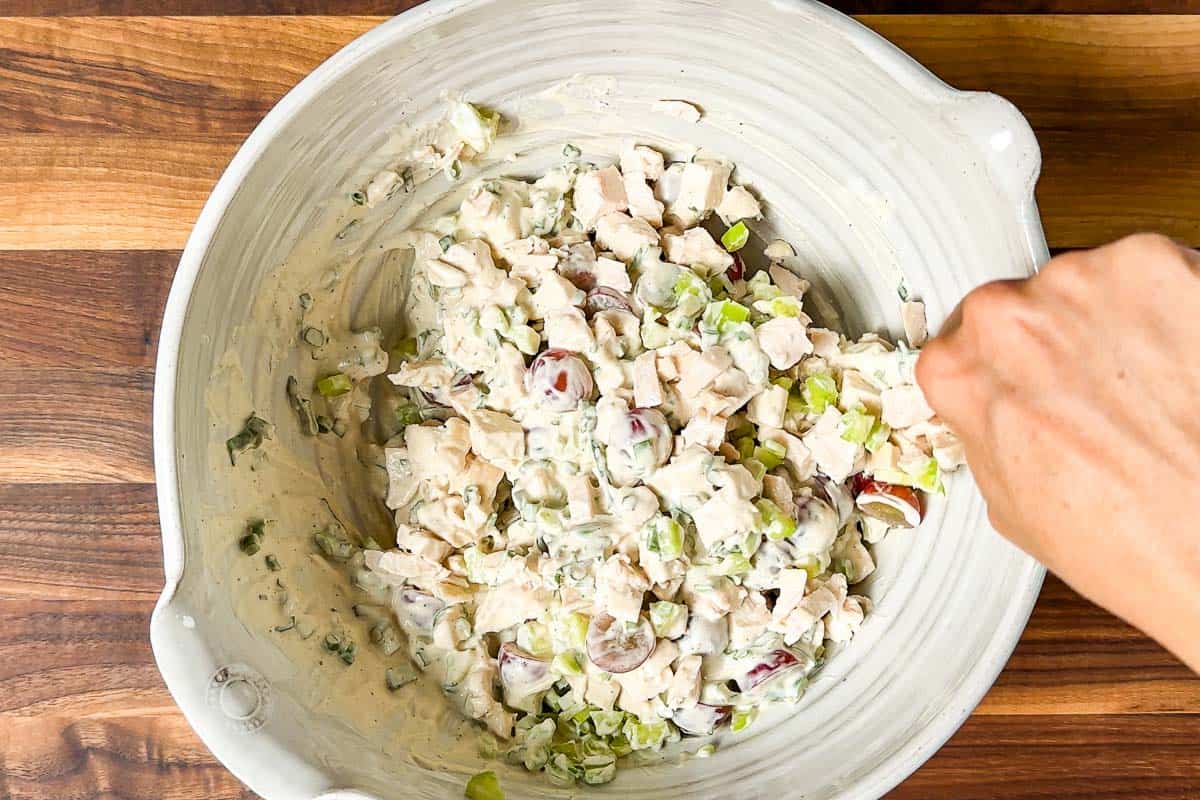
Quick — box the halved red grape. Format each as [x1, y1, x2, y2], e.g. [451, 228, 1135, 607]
[392, 587, 444, 634]
[525, 348, 594, 411]
[498, 642, 551, 688]
[586, 613, 656, 674]
[584, 287, 634, 316]
[736, 649, 801, 692]
[726, 252, 745, 281]
[854, 476, 922, 528]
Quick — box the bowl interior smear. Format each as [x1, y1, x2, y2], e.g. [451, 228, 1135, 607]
[157, 4, 1043, 799]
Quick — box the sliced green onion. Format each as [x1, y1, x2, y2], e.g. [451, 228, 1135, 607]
[802, 373, 839, 414]
[316, 373, 352, 397]
[840, 406, 876, 444]
[747, 270, 782, 302]
[554, 611, 590, 651]
[517, 621, 554, 658]
[226, 413, 273, 465]
[622, 718, 671, 751]
[439, 235, 455, 252]
[385, 667, 417, 691]
[301, 326, 326, 347]
[395, 403, 422, 428]
[264, 554, 281, 571]
[563, 143, 581, 158]
[644, 516, 684, 560]
[350, 190, 366, 206]
[464, 770, 504, 800]
[771, 375, 795, 391]
[721, 221, 750, 252]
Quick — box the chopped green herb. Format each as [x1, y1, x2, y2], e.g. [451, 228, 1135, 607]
[298, 292, 313, 311]
[239, 519, 266, 555]
[285, 376, 319, 436]
[273, 616, 296, 633]
[562, 143, 581, 158]
[323, 633, 342, 652]
[338, 641, 357, 665]
[315, 415, 333, 434]
[386, 667, 417, 691]
[316, 373, 352, 397]
[313, 528, 355, 560]
[226, 414, 273, 465]
[335, 219, 359, 240]
[439, 235, 455, 252]
[301, 326, 326, 347]
[446, 160, 462, 181]
[264, 554, 281, 571]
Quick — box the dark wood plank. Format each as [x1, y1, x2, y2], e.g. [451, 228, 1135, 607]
[0, 251, 177, 368]
[890, 715, 1200, 799]
[1, 1, 1198, 15]
[0, 368, 154, 483]
[0, 483, 162, 600]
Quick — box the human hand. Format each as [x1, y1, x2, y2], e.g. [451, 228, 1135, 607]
[916, 234, 1200, 671]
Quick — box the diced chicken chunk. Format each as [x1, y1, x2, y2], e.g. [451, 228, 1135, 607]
[746, 384, 787, 429]
[756, 316, 813, 370]
[633, 351, 663, 407]
[595, 212, 660, 261]
[573, 166, 627, 230]
[623, 172, 665, 227]
[672, 159, 732, 226]
[663, 228, 733, 276]
[620, 144, 666, 180]
[802, 407, 863, 483]
[595, 554, 650, 623]
[468, 409, 525, 466]
[716, 185, 761, 224]
[881, 384, 935, 429]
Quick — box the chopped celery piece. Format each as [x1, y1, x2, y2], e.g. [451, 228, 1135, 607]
[701, 299, 751, 334]
[450, 102, 500, 153]
[583, 762, 617, 785]
[744, 457, 767, 482]
[649, 601, 686, 638]
[718, 552, 752, 575]
[553, 611, 590, 651]
[754, 439, 786, 470]
[864, 420, 891, 453]
[747, 270, 782, 301]
[644, 516, 684, 560]
[757, 498, 797, 541]
[771, 375, 795, 391]
[802, 373, 838, 414]
[316, 372, 352, 397]
[721, 221, 750, 252]
[796, 555, 824, 579]
[589, 709, 626, 737]
[754, 295, 805, 318]
[909, 456, 944, 494]
[553, 651, 584, 676]
[840, 406, 876, 444]
[464, 770, 504, 800]
[735, 436, 756, 462]
[507, 324, 540, 355]
[517, 621, 553, 658]
[622, 718, 671, 751]
[731, 707, 758, 733]
[786, 392, 808, 417]
[544, 753, 577, 787]
[695, 743, 717, 758]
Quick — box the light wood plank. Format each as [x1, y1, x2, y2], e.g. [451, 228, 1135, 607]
[0, 368, 154, 483]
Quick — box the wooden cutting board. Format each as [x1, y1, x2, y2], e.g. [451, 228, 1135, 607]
[2, 3, 1198, 798]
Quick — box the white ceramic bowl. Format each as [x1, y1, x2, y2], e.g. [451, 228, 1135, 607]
[152, 1, 1047, 798]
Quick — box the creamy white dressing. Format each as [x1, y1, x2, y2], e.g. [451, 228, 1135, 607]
[206, 96, 963, 789]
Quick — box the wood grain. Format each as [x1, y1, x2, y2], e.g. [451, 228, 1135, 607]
[2, 0, 1199, 15]
[1, 6, 1199, 800]
[0, 368, 154, 484]
[2, 16, 1199, 249]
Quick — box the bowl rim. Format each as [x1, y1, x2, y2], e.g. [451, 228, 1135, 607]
[151, 2, 1049, 798]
